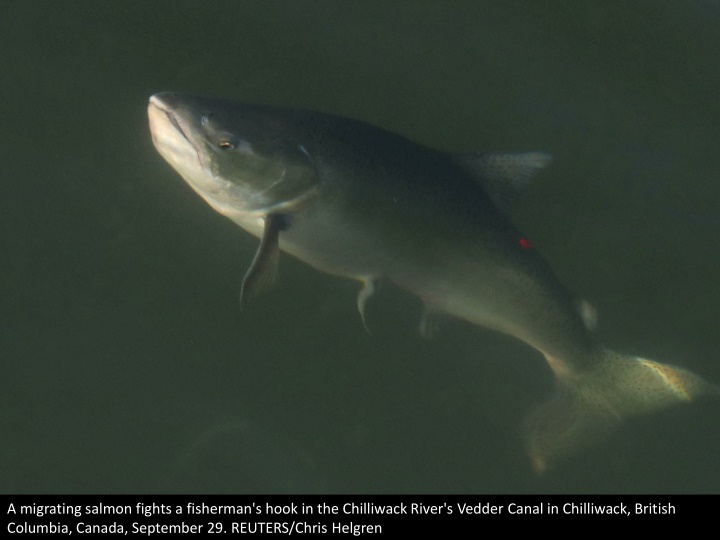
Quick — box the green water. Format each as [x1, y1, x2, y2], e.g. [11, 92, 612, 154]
[1, 0, 718, 493]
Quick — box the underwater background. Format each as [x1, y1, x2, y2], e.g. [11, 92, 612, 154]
[1, 0, 719, 493]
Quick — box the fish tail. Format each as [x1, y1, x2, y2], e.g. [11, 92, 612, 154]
[523, 348, 718, 473]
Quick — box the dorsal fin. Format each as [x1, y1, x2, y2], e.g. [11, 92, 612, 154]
[451, 152, 552, 216]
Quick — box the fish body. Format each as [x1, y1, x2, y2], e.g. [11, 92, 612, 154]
[148, 92, 715, 471]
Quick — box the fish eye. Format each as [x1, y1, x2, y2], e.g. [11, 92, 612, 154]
[218, 140, 235, 150]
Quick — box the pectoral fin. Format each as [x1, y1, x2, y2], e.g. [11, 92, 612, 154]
[240, 213, 288, 308]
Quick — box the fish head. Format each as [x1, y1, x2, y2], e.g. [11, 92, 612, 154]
[148, 92, 319, 216]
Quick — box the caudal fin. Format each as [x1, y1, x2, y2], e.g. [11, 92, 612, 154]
[523, 348, 718, 473]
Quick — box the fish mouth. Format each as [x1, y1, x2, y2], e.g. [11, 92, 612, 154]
[148, 94, 204, 170]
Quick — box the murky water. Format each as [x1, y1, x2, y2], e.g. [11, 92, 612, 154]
[1, 1, 718, 493]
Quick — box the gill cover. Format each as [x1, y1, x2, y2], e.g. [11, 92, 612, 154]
[199, 110, 319, 213]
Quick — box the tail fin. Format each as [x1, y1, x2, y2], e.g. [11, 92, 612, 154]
[523, 348, 718, 473]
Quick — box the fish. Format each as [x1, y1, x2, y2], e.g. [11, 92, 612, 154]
[148, 92, 717, 472]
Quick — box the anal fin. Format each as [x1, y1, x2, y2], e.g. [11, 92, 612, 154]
[357, 276, 380, 333]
